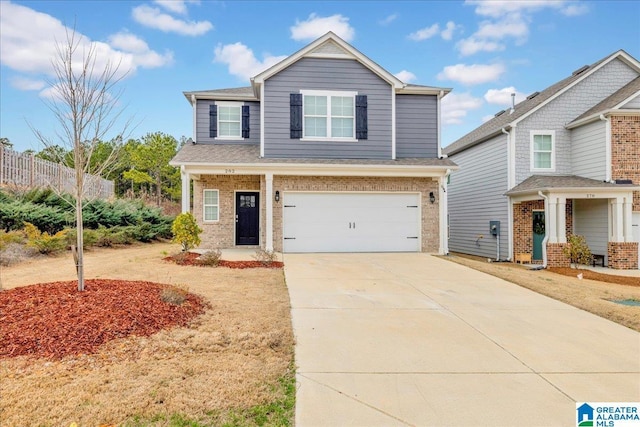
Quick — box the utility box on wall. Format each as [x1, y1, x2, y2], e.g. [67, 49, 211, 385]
[489, 221, 500, 236]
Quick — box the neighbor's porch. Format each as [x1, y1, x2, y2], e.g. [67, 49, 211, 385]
[511, 191, 638, 269]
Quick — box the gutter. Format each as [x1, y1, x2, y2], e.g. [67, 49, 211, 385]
[538, 191, 549, 269]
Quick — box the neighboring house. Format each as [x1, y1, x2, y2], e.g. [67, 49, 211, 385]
[444, 50, 640, 269]
[170, 32, 456, 254]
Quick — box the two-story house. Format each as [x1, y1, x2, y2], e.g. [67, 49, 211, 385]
[444, 50, 640, 269]
[170, 32, 457, 254]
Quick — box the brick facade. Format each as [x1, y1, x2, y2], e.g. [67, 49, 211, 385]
[194, 174, 440, 252]
[512, 200, 573, 264]
[608, 242, 639, 269]
[546, 243, 570, 268]
[611, 115, 640, 210]
[193, 175, 262, 249]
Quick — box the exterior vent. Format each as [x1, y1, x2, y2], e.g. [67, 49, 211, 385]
[494, 109, 506, 117]
[526, 91, 540, 100]
[615, 179, 633, 184]
[572, 65, 589, 76]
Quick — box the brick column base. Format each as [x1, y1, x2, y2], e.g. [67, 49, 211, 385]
[546, 243, 570, 267]
[608, 242, 639, 270]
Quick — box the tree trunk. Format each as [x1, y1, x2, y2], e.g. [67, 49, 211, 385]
[156, 172, 161, 207]
[76, 167, 85, 291]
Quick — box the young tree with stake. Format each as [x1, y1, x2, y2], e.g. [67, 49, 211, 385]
[31, 28, 132, 291]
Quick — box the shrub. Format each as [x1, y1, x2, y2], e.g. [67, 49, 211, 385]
[253, 248, 278, 265]
[0, 230, 26, 250]
[64, 228, 100, 249]
[160, 284, 189, 306]
[171, 212, 202, 252]
[562, 234, 593, 269]
[23, 222, 68, 254]
[198, 249, 222, 266]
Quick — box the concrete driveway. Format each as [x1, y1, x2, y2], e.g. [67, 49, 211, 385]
[283, 253, 640, 426]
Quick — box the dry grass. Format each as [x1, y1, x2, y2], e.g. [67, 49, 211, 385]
[0, 243, 294, 426]
[443, 253, 640, 332]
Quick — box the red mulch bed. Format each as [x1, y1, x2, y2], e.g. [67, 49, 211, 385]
[164, 252, 284, 269]
[549, 267, 640, 287]
[0, 279, 206, 360]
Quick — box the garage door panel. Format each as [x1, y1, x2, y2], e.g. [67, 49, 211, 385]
[283, 192, 421, 253]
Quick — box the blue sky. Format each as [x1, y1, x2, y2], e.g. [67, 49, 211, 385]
[1, 0, 639, 153]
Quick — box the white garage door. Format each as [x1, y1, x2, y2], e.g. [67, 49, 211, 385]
[282, 192, 421, 253]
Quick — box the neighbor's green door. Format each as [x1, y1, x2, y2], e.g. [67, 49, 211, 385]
[532, 211, 545, 260]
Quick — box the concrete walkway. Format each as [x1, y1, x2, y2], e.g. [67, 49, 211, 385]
[283, 253, 640, 426]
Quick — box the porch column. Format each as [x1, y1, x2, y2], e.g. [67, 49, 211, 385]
[557, 196, 567, 243]
[624, 196, 633, 242]
[180, 166, 190, 213]
[612, 197, 624, 242]
[548, 197, 558, 243]
[265, 173, 273, 251]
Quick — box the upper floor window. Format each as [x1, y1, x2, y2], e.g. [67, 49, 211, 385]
[530, 131, 555, 171]
[218, 104, 241, 138]
[209, 102, 250, 139]
[301, 90, 356, 140]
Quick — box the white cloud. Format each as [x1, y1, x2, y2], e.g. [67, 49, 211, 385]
[437, 63, 505, 85]
[482, 114, 494, 123]
[475, 16, 529, 41]
[214, 42, 287, 81]
[440, 21, 459, 41]
[561, 3, 589, 16]
[456, 37, 505, 56]
[394, 70, 417, 83]
[408, 24, 440, 41]
[460, 1, 589, 56]
[484, 86, 526, 106]
[409, 21, 460, 41]
[0, 2, 171, 95]
[441, 92, 483, 125]
[290, 14, 354, 42]
[132, 4, 213, 36]
[10, 76, 46, 91]
[153, 0, 199, 15]
[108, 32, 174, 68]
[379, 13, 398, 26]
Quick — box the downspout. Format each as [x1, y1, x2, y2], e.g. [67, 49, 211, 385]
[501, 128, 509, 261]
[538, 191, 549, 268]
[437, 90, 444, 158]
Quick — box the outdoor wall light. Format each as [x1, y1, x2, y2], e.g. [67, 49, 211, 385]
[429, 191, 435, 204]
[275, 191, 280, 202]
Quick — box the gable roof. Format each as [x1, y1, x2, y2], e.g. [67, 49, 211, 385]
[444, 50, 640, 156]
[567, 75, 640, 128]
[251, 32, 450, 98]
[252, 32, 404, 91]
[183, 86, 256, 102]
[505, 175, 638, 196]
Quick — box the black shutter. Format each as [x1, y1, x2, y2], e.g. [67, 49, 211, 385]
[355, 95, 368, 139]
[242, 105, 250, 138]
[209, 104, 217, 138]
[290, 93, 303, 139]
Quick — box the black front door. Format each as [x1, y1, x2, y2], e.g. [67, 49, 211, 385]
[235, 192, 259, 245]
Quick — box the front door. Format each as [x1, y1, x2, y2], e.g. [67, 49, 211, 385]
[532, 210, 545, 260]
[235, 192, 259, 245]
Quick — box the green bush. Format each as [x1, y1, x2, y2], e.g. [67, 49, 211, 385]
[0, 230, 27, 250]
[171, 212, 202, 252]
[24, 222, 68, 254]
[65, 228, 100, 249]
[562, 234, 593, 268]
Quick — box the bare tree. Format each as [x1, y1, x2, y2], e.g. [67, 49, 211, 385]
[31, 28, 132, 291]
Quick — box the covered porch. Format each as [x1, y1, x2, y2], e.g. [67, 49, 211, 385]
[507, 175, 639, 270]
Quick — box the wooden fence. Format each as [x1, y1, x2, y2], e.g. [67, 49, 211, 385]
[0, 146, 114, 199]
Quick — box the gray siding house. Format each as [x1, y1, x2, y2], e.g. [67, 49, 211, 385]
[171, 32, 456, 253]
[444, 50, 640, 269]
